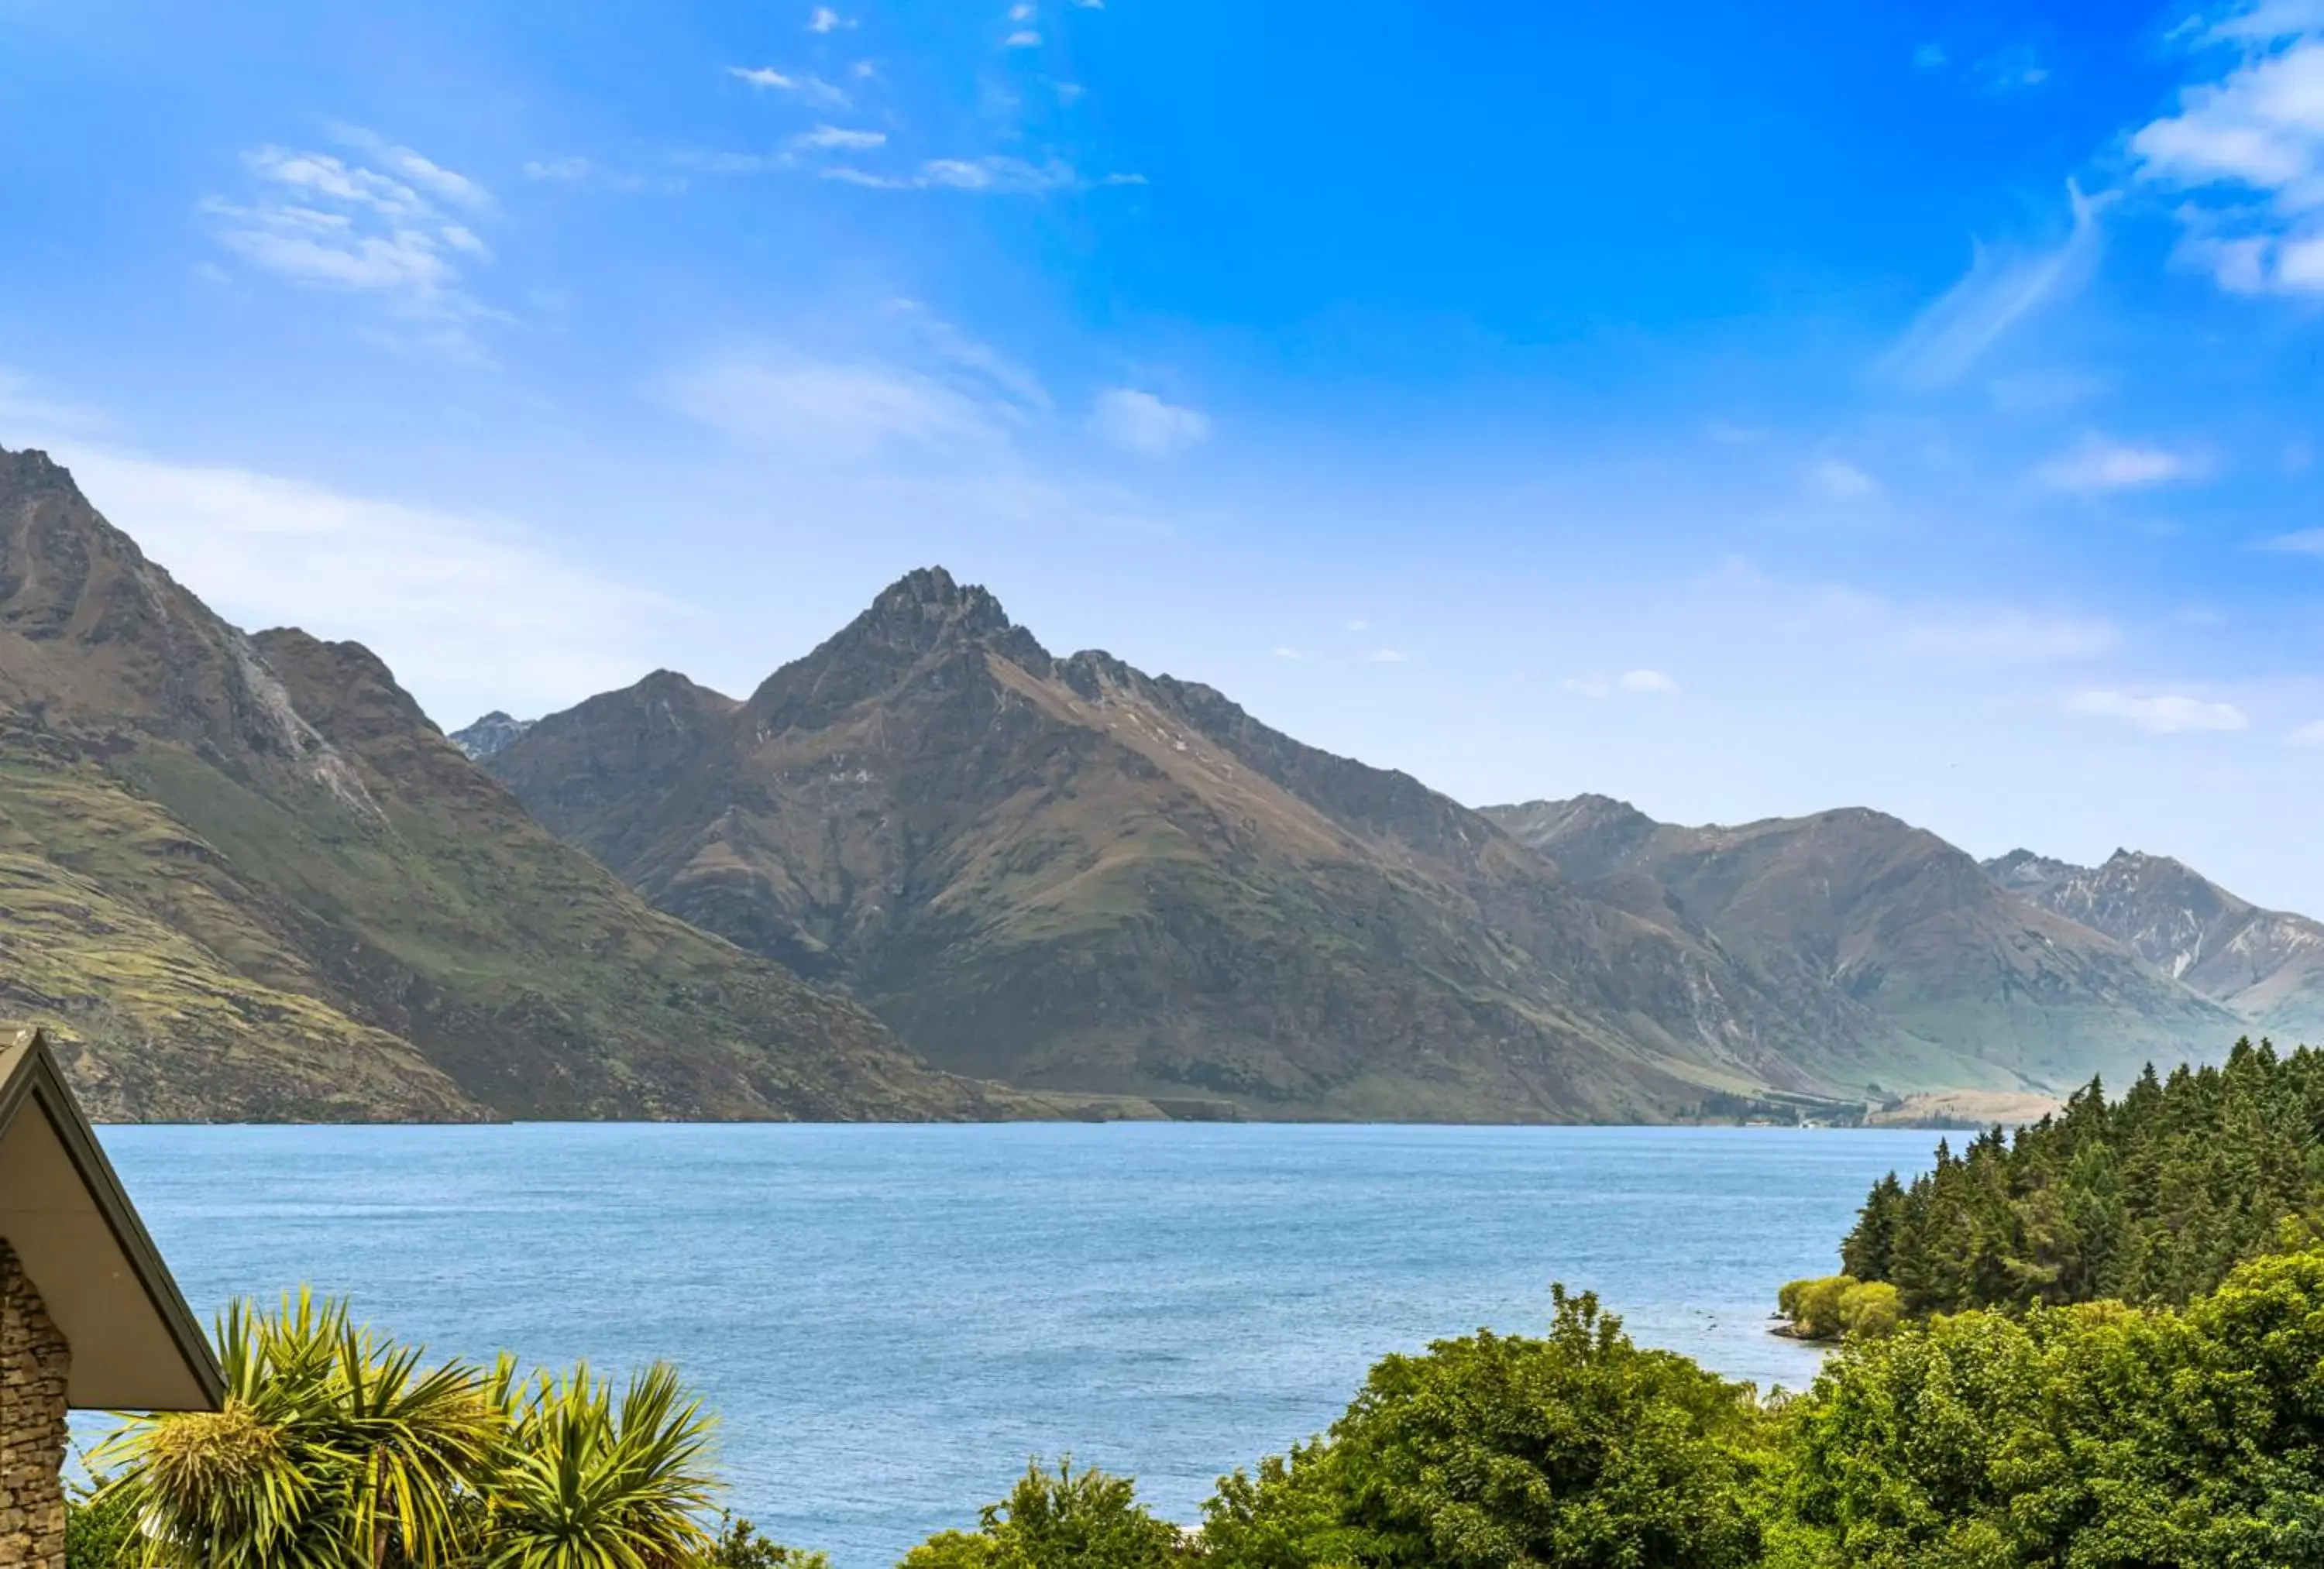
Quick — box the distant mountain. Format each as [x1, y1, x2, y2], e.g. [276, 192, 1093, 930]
[449, 710, 535, 760]
[1985, 848, 2324, 1045]
[483, 568, 2228, 1118]
[0, 446, 995, 1122]
[1483, 796, 2243, 1092]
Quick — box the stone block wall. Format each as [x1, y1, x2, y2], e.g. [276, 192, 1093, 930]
[0, 1238, 70, 1569]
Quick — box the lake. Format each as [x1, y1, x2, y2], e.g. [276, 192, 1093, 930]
[87, 1122, 1937, 1566]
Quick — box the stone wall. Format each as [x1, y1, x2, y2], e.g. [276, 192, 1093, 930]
[0, 1238, 70, 1569]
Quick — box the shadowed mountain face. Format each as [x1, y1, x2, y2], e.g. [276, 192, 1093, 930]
[487, 569, 2216, 1118]
[1988, 848, 2324, 1045]
[1485, 797, 2244, 1092]
[0, 447, 984, 1122]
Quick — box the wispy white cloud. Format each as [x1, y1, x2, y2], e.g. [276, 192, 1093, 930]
[1807, 457, 1880, 500]
[1913, 42, 1948, 68]
[890, 300, 1051, 408]
[793, 125, 888, 151]
[327, 124, 493, 211]
[2071, 690, 2250, 733]
[659, 355, 1009, 462]
[2291, 718, 2324, 746]
[2132, 18, 2324, 294]
[1365, 648, 1411, 664]
[823, 155, 1138, 192]
[204, 132, 500, 355]
[1346, 618, 1371, 633]
[523, 156, 593, 181]
[2263, 527, 2324, 552]
[807, 6, 855, 32]
[50, 442, 665, 723]
[1879, 181, 2106, 389]
[0, 366, 106, 433]
[1896, 609, 2118, 664]
[2036, 435, 2204, 493]
[1975, 47, 2050, 92]
[1089, 388, 1210, 458]
[1563, 669, 1677, 699]
[1005, 31, 1043, 47]
[729, 66, 851, 108]
[1274, 647, 1307, 662]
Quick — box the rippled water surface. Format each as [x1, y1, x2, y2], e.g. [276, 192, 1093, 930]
[91, 1122, 1937, 1566]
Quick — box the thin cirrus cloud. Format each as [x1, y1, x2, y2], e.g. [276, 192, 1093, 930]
[2035, 435, 2203, 493]
[2264, 527, 2324, 553]
[822, 156, 1143, 193]
[202, 129, 498, 354]
[1894, 609, 2118, 664]
[728, 66, 851, 108]
[49, 441, 665, 726]
[793, 125, 888, 151]
[658, 355, 1010, 462]
[1807, 457, 1880, 500]
[1563, 670, 1679, 699]
[807, 7, 855, 32]
[522, 156, 593, 181]
[1088, 388, 1211, 458]
[1879, 181, 2106, 389]
[2071, 690, 2250, 733]
[2290, 719, 2324, 747]
[2130, 11, 2324, 294]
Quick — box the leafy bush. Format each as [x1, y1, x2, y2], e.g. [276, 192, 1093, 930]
[1835, 1280, 1900, 1340]
[700, 1515, 833, 1569]
[1776, 1275, 1855, 1340]
[1203, 1286, 1768, 1569]
[898, 1458, 1181, 1569]
[64, 1476, 137, 1569]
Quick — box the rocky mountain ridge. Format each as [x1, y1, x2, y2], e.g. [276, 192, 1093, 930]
[0, 446, 1006, 1121]
[1985, 846, 2324, 1043]
[449, 710, 535, 760]
[482, 568, 2258, 1119]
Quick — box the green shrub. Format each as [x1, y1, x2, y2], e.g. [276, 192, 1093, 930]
[1204, 1286, 1767, 1569]
[701, 1515, 834, 1569]
[1836, 1280, 1900, 1340]
[1777, 1275, 1855, 1340]
[64, 1477, 137, 1569]
[897, 1458, 1179, 1569]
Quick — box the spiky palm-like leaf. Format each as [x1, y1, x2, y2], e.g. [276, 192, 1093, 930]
[482, 1362, 719, 1569]
[93, 1292, 500, 1569]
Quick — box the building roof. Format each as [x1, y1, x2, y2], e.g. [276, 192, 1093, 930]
[0, 1027, 224, 1410]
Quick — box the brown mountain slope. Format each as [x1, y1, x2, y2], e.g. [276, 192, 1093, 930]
[0, 445, 985, 1121]
[1988, 848, 2324, 1045]
[487, 568, 2045, 1119]
[1486, 796, 2240, 1092]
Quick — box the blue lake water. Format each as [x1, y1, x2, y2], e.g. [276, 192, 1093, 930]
[86, 1122, 1937, 1567]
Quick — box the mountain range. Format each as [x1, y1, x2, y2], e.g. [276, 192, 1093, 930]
[0, 445, 1047, 1123]
[1, 443, 2308, 1121]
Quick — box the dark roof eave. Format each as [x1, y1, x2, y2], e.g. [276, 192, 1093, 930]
[0, 1029, 225, 1411]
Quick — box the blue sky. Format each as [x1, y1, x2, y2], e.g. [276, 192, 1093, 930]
[5, 0, 2324, 912]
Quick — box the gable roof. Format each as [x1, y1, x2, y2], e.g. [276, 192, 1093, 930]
[0, 1027, 223, 1410]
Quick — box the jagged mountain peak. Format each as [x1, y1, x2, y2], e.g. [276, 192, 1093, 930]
[449, 709, 537, 761]
[0, 455, 977, 1121]
[856, 566, 1027, 648]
